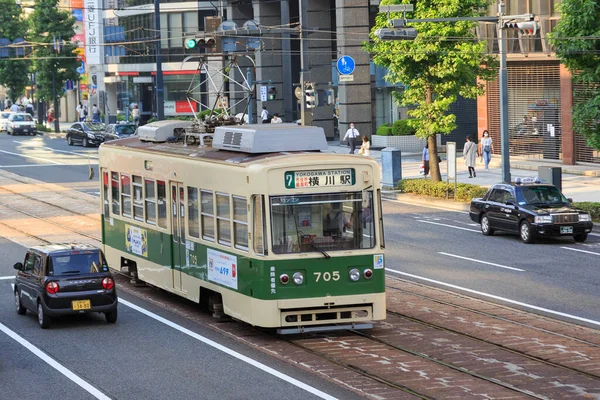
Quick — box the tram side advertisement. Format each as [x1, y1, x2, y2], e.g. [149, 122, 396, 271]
[207, 248, 238, 290]
[285, 169, 355, 189]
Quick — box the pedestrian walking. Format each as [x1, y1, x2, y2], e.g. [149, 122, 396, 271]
[358, 135, 370, 156]
[480, 130, 493, 170]
[271, 113, 282, 124]
[464, 135, 478, 178]
[343, 122, 360, 154]
[92, 104, 99, 123]
[46, 105, 55, 128]
[10, 102, 19, 112]
[421, 144, 430, 178]
[25, 103, 34, 117]
[261, 106, 270, 123]
[76, 103, 82, 121]
[79, 104, 87, 122]
[132, 105, 140, 126]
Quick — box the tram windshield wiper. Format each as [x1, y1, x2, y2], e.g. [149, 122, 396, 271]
[307, 236, 330, 259]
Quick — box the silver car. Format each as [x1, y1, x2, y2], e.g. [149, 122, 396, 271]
[0, 111, 13, 132]
[7, 113, 37, 136]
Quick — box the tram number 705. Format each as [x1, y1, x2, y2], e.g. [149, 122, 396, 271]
[314, 271, 340, 282]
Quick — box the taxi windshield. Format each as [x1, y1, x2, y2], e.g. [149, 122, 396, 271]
[517, 186, 568, 206]
[270, 192, 375, 254]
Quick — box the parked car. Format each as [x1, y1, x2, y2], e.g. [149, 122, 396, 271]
[470, 179, 594, 243]
[66, 122, 106, 147]
[104, 123, 137, 141]
[0, 111, 13, 132]
[6, 113, 36, 135]
[13, 243, 118, 329]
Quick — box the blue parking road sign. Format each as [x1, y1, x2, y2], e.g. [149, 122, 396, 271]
[336, 55, 355, 75]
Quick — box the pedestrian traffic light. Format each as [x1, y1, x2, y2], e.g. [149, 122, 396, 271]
[267, 86, 276, 101]
[185, 36, 217, 49]
[305, 88, 318, 108]
[503, 21, 538, 36]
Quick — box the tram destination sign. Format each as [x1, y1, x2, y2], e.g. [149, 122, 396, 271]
[284, 169, 355, 189]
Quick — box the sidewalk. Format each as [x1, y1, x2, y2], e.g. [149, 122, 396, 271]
[325, 141, 600, 203]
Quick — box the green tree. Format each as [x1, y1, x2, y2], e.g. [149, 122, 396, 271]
[548, 0, 600, 150]
[0, 0, 30, 102]
[29, 0, 78, 101]
[366, 0, 497, 181]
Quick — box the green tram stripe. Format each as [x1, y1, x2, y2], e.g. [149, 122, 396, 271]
[103, 218, 384, 301]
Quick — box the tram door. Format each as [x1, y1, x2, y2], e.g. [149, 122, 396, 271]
[171, 182, 185, 291]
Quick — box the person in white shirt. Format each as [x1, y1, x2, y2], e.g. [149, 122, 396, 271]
[479, 130, 493, 170]
[76, 103, 82, 121]
[343, 122, 360, 154]
[10, 103, 19, 112]
[261, 106, 270, 123]
[358, 135, 370, 156]
[271, 113, 282, 124]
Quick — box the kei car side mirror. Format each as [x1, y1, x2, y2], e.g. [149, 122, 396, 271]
[13, 262, 23, 270]
[567, 198, 573, 203]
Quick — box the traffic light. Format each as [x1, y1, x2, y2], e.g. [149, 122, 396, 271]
[185, 36, 216, 49]
[305, 87, 318, 108]
[267, 86, 276, 101]
[503, 21, 538, 36]
[374, 27, 417, 41]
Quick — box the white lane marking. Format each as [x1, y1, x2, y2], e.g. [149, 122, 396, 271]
[588, 232, 600, 237]
[386, 269, 600, 327]
[384, 198, 470, 214]
[417, 220, 480, 233]
[438, 252, 525, 272]
[561, 247, 600, 256]
[0, 149, 63, 165]
[119, 298, 337, 400]
[0, 164, 63, 168]
[0, 322, 110, 399]
[41, 147, 99, 159]
[0, 276, 14, 280]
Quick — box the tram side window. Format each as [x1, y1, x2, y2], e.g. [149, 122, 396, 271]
[111, 172, 120, 215]
[121, 174, 132, 218]
[157, 181, 167, 229]
[188, 187, 200, 238]
[252, 195, 266, 255]
[132, 176, 143, 222]
[145, 178, 156, 225]
[103, 172, 110, 220]
[201, 190, 215, 241]
[216, 193, 231, 246]
[233, 196, 248, 250]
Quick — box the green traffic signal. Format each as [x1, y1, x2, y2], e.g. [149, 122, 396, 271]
[185, 38, 197, 49]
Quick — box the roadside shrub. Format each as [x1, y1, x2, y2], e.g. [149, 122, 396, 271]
[36, 124, 51, 132]
[397, 178, 488, 202]
[376, 124, 392, 136]
[572, 202, 600, 222]
[392, 119, 415, 136]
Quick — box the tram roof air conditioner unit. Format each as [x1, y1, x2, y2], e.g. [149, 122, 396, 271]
[138, 120, 193, 142]
[212, 124, 328, 153]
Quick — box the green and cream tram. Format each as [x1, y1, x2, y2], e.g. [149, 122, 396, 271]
[99, 123, 386, 332]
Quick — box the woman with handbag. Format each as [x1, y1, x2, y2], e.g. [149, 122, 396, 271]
[358, 136, 370, 156]
[480, 130, 493, 170]
[464, 135, 478, 178]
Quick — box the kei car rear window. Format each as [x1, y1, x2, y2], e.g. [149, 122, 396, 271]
[48, 252, 109, 275]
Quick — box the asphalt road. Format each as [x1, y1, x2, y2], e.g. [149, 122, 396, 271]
[382, 199, 600, 327]
[0, 238, 359, 400]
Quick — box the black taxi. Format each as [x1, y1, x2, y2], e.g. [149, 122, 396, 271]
[13, 243, 118, 329]
[470, 179, 594, 244]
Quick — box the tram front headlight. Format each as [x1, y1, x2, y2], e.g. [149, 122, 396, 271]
[292, 272, 304, 285]
[349, 268, 360, 282]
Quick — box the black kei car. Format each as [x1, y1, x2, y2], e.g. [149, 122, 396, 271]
[104, 123, 137, 142]
[13, 243, 118, 329]
[66, 122, 106, 147]
[470, 180, 594, 244]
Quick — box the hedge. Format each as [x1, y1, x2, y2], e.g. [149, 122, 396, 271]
[572, 202, 600, 222]
[397, 178, 488, 203]
[392, 119, 416, 136]
[376, 124, 392, 136]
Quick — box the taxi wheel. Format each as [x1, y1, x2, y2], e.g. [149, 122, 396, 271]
[105, 309, 118, 323]
[480, 214, 494, 236]
[519, 220, 535, 244]
[67, 135, 73, 146]
[15, 290, 26, 315]
[82, 137, 89, 147]
[37, 302, 51, 329]
[574, 233, 588, 243]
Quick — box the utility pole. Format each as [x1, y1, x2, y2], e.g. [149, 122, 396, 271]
[498, 1, 510, 183]
[299, 0, 311, 126]
[52, 67, 58, 133]
[154, 0, 164, 121]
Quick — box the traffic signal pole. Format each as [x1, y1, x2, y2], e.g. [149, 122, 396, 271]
[154, 0, 164, 121]
[299, 0, 312, 126]
[498, 3, 511, 183]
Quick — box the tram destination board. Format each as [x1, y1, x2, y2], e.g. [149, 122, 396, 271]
[284, 169, 355, 189]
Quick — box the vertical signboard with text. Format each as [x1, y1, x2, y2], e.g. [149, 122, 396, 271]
[84, 0, 102, 66]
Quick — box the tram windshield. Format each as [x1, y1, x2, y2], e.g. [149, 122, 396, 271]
[270, 192, 375, 254]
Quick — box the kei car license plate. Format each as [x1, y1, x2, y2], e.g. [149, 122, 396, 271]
[72, 300, 91, 310]
[560, 226, 573, 234]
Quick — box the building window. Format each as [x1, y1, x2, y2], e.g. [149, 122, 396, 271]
[188, 186, 200, 238]
[133, 175, 143, 221]
[201, 190, 214, 241]
[111, 172, 120, 215]
[169, 13, 183, 48]
[145, 178, 156, 225]
[233, 196, 248, 250]
[157, 180, 167, 229]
